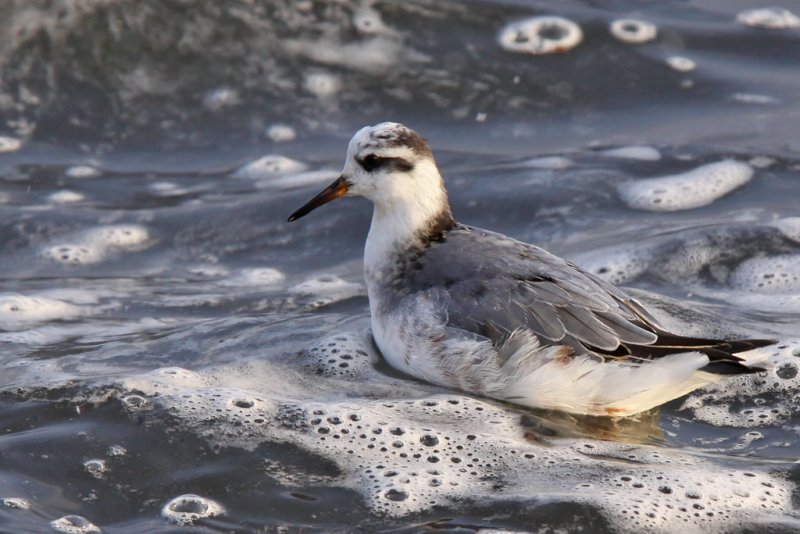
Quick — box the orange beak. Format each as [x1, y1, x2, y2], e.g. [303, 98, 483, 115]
[287, 176, 349, 222]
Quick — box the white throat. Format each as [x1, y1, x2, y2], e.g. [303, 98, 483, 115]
[363, 159, 451, 278]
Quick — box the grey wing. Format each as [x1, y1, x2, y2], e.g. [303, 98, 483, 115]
[411, 227, 660, 354]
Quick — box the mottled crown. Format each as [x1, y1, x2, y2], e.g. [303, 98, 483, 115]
[350, 122, 433, 160]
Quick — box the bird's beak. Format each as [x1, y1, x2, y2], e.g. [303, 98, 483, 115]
[287, 176, 349, 222]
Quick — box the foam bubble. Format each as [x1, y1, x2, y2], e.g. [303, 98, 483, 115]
[522, 156, 573, 169]
[233, 155, 307, 179]
[0, 294, 84, 327]
[353, 5, 390, 35]
[302, 332, 377, 379]
[730, 254, 800, 293]
[148, 181, 188, 196]
[107, 445, 127, 457]
[289, 275, 364, 307]
[304, 72, 341, 98]
[1, 497, 30, 509]
[731, 93, 779, 105]
[65, 165, 101, 178]
[572, 245, 652, 285]
[771, 217, 800, 242]
[203, 87, 239, 110]
[666, 56, 696, 72]
[219, 268, 286, 288]
[601, 146, 661, 161]
[40, 224, 150, 265]
[0, 136, 22, 153]
[49, 190, 85, 204]
[266, 124, 296, 143]
[737, 7, 800, 29]
[50, 515, 101, 534]
[617, 160, 754, 212]
[498, 16, 583, 55]
[83, 459, 107, 479]
[161, 494, 224, 524]
[610, 19, 657, 43]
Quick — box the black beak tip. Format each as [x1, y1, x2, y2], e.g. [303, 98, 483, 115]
[287, 215, 297, 223]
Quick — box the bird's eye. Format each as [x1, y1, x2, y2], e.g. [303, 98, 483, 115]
[360, 154, 381, 172]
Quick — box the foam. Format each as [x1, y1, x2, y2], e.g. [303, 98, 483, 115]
[666, 56, 696, 72]
[49, 515, 101, 534]
[83, 459, 107, 479]
[732, 93, 779, 105]
[572, 245, 652, 285]
[602, 146, 661, 161]
[289, 275, 365, 308]
[1, 497, 30, 510]
[0, 136, 22, 153]
[772, 217, 800, 242]
[40, 224, 150, 265]
[266, 124, 296, 143]
[162, 494, 224, 525]
[610, 19, 657, 44]
[737, 7, 800, 29]
[65, 165, 101, 178]
[522, 156, 573, 169]
[617, 160, 753, 212]
[233, 155, 307, 179]
[304, 72, 341, 98]
[203, 87, 239, 110]
[353, 4, 391, 35]
[498, 17, 583, 55]
[730, 254, 800, 293]
[219, 267, 286, 287]
[148, 181, 188, 196]
[0, 293, 84, 328]
[48, 190, 85, 204]
[302, 331, 377, 379]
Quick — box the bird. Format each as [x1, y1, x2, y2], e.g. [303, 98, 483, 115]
[287, 122, 774, 417]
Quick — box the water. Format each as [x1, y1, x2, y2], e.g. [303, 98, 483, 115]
[1, 1, 799, 532]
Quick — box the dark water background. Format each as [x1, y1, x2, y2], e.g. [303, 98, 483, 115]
[1, 1, 800, 532]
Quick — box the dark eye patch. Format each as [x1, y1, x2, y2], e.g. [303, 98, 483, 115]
[358, 154, 414, 173]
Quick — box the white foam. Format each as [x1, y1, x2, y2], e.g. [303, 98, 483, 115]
[233, 155, 307, 179]
[730, 255, 800, 293]
[617, 160, 753, 212]
[737, 7, 800, 29]
[522, 156, 573, 169]
[40, 224, 150, 265]
[266, 124, 296, 143]
[50, 515, 101, 534]
[65, 165, 101, 178]
[148, 181, 188, 196]
[1, 497, 30, 510]
[0, 293, 84, 328]
[289, 275, 364, 307]
[731, 93, 779, 105]
[353, 4, 391, 35]
[498, 16, 583, 55]
[772, 217, 800, 242]
[203, 87, 239, 110]
[48, 190, 85, 204]
[610, 19, 657, 43]
[666, 56, 696, 72]
[83, 459, 107, 479]
[302, 331, 377, 379]
[304, 72, 341, 98]
[572, 245, 652, 285]
[0, 136, 22, 153]
[219, 268, 286, 288]
[602, 146, 661, 161]
[161, 494, 224, 525]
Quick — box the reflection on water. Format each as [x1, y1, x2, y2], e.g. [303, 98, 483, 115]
[1, 0, 800, 531]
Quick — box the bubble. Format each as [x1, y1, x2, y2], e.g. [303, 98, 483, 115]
[233, 155, 307, 179]
[161, 494, 224, 524]
[148, 181, 188, 197]
[304, 72, 341, 98]
[730, 254, 800, 293]
[666, 56, 696, 72]
[219, 268, 286, 288]
[601, 146, 661, 161]
[353, 5, 390, 35]
[203, 87, 240, 110]
[610, 19, 658, 43]
[302, 332, 377, 379]
[107, 445, 127, 457]
[83, 459, 107, 479]
[0, 136, 22, 153]
[617, 160, 753, 212]
[65, 165, 101, 178]
[0, 294, 84, 327]
[737, 7, 800, 29]
[1, 497, 30, 509]
[48, 190, 85, 204]
[266, 124, 296, 143]
[121, 394, 147, 408]
[522, 156, 573, 169]
[50, 515, 101, 533]
[498, 16, 583, 55]
[40, 225, 150, 265]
